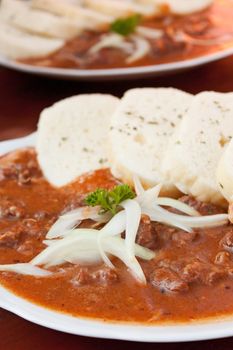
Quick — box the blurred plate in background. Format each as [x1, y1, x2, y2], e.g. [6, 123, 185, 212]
[0, 46, 233, 81]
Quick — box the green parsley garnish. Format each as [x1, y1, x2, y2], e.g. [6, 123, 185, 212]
[85, 184, 136, 215]
[110, 14, 141, 36]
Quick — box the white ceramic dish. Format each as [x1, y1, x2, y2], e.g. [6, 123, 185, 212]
[1, 283, 233, 342]
[0, 46, 233, 81]
[1, 134, 233, 342]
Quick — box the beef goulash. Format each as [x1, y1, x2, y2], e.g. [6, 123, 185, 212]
[0, 0, 232, 69]
[1, 88, 233, 324]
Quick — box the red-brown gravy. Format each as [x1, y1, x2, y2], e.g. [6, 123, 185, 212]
[20, 0, 233, 70]
[1, 150, 233, 324]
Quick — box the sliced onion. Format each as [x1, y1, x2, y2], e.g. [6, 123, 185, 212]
[175, 31, 233, 46]
[103, 236, 146, 283]
[154, 197, 200, 216]
[132, 175, 227, 230]
[89, 33, 151, 65]
[154, 205, 228, 228]
[137, 26, 163, 39]
[46, 206, 101, 239]
[98, 210, 126, 268]
[126, 35, 151, 64]
[89, 33, 132, 55]
[43, 239, 59, 246]
[33, 228, 155, 281]
[133, 174, 145, 196]
[32, 227, 155, 283]
[144, 207, 193, 233]
[0, 263, 51, 276]
[65, 250, 102, 265]
[121, 199, 141, 260]
[32, 229, 99, 266]
[136, 183, 162, 206]
[100, 210, 126, 237]
[134, 244, 155, 261]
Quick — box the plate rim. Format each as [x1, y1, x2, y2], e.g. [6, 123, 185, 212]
[0, 46, 233, 79]
[1, 283, 233, 343]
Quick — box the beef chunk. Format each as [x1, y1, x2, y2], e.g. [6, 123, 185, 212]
[0, 197, 25, 220]
[181, 260, 225, 285]
[179, 195, 224, 215]
[91, 267, 118, 284]
[152, 32, 187, 57]
[0, 229, 23, 248]
[0, 218, 44, 250]
[0, 150, 42, 185]
[220, 230, 233, 252]
[136, 215, 157, 249]
[215, 251, 231, 265]
[72, 266, 119, 286]
[158, 258, 226, 287]
[150, 267, 189, 293]
[22, 219, 43, 236]
[71, 268, 90, 286]
[183, 15, 211, 36]
[17, 239, 34, 256]
[34, 211, 51, 221]
[172, 231, 198, 246]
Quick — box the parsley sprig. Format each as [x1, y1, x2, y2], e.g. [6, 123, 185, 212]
[85, 184, 136, 215]
[110, 14, 141, 36]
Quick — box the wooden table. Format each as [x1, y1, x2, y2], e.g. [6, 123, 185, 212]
[1, 57, 233, 349]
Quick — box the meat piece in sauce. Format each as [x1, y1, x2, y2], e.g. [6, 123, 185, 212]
[181, 260, 225, 285]
[91, 267, 119, 285]
[0, 218, 46, 256]
[215, 251, 232, 265]
[179, 195, 225, 215]
[0, 149, 42, 185]
[0, 228, 23, 248]
[220, 230, 233, 253]
[150, 267, 189, 293]
[136, 215, 158, 249]
[172, 230, 198, 246]
[157, 258, 226, 288]
[72, 266, 119, 286]
[182, 15, 212, 36]
[0, 197, 25, 220]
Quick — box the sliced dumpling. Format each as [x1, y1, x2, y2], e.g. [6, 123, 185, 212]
[109, 88, 193, 196]
[217, 138, 233, 202]
[31, 0, 114, 29]
[0, 22, 63, 59]
[136, 0, 213, 15]
[36, 94, 119, 187]
[0, 0, 83, 40]
[85, 0, 157, 18]
[162, 91, 233, 206]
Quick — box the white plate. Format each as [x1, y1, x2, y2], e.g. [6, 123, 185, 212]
[1, 135, 233, 342]
[0, 46, 233, 81]
[1, 283, 233, 342]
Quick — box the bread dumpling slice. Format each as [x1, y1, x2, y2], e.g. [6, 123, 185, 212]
[0, 22, 63, 59]
[109, 88, 193, 196]
[36, 94, 119, 187]
[0, 0, 83, 40]
[85, 0, 157, 18]
[162, 91, 233, 206]
[31, 0, 114, 29]
[136, 0, 213, 15]
[161, 0, 213, 14]
[217, 138, 233, 202]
